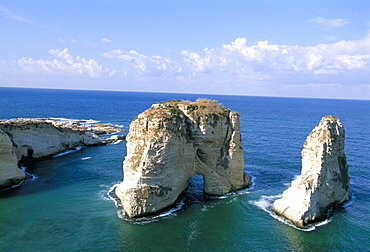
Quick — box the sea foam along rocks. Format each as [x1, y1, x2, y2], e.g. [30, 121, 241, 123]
[272, 115, 350, 228]
[115, 99, 250, 218]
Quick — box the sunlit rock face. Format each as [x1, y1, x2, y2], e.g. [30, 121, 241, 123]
[0, 118, 108, 189]
[272, 115, 350, 228]
[0, 129, 26, 189]
[115, 99, 250, 218]
[0, 118, 106, 160]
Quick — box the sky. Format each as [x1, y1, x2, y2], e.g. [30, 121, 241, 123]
[0, 0, 369, 99]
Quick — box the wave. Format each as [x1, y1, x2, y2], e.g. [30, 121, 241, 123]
[81, 157, 91, 160]
[249, 194, 332, 231]
[104, 179, 254, 224]
[206, 173, 254, 200]
[113, 124, 125, 129]
[121, 199, 185, 225]
[109, 140, 123, 145]
[52, 146, 84, 157]
[103, 183, 188, 224]
[206, 186, 251, 200]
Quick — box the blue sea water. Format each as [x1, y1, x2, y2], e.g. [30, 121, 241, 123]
[0, 87, 369, 251]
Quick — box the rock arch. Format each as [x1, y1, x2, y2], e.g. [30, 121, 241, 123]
[115, 99, 250, 218]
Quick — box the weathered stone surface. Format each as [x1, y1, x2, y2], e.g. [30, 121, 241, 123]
[0, 118, 105, 159]
[272, 115, 350, 228]
[0, 129, 26, 189]
[0, 118, 122, 189]
[115, 99, 250, 218]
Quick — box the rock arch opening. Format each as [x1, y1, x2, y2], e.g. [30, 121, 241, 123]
[185, 174, 206, 204]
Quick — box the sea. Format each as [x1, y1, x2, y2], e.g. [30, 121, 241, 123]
[0, 87, 369, 251]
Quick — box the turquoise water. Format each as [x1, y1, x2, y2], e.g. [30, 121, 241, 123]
[0, 87, 369, 251]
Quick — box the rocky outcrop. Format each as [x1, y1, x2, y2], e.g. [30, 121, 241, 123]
[272, 115, 350, 228]
[115, 99, 250, 218]
[0, 118, 124, 189]
[0, 129, 26, 189]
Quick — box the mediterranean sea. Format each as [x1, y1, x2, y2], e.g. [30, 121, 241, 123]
[0, 87, 369, 251]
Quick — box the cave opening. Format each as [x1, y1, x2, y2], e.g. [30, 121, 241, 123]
[27, 148, 34, 159]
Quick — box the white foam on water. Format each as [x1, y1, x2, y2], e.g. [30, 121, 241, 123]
[119, 199, 185, 225]
[50, 118, 100, 125]
[52, 146, 84, 157]
[105, 183, 185, 224]
[249, 194, 332, 231]
[106, 175, 253, 224]
[205, 174, 254, 200]
[113, 124, 125, 129]
[109, 140, 123, 145]
[105, 183, 121, 207]
[81, 157, 91, 160]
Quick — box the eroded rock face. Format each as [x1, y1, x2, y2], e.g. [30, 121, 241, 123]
[116, 99, 250, 218]
[0, 118, 119, 189]
[0, 129, 26, 189]
[272, 115, 350, 228]
[0, 118, 105, 159]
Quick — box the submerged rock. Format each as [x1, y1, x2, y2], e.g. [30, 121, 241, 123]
[116, 99, 250, 218]
[0, 118, 123, 189]
[272, 115, 350, 228]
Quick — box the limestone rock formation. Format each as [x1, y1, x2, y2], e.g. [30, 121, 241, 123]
[0, 129, 26, 189]
[0, 118, 123, 189]
[272, 115, 350, 228]
[115, 99, 250, 218]
[0, 118, 105, 160]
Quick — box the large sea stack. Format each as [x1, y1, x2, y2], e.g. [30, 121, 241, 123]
[115, 99, 250, 218]
[272, 115, 350, 228]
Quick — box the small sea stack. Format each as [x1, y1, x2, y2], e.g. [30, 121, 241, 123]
[272, 115, 350, 228]
[115, 99, 250, 218]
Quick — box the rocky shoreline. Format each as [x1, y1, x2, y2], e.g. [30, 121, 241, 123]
[0, 118, 125, 189]
[0, 103, 351, 229]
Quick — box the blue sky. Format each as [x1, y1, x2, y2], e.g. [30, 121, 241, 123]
[1, 0, 369, 99]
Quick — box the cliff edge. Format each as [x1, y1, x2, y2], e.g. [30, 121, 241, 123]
[0, 118, 123, 189]
[0, 129, 26, 189]
[115, 99, 250, 218]
[272, 115, 350, 228]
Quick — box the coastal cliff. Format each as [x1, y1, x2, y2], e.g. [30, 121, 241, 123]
[115, 99, 250, 218]
[0, 118, 124, 189]
[0, 129, 26, 189]
[272, 115, 350, 228]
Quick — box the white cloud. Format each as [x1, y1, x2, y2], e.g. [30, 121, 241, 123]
[309, 17, 350, 29]
[11, 34, 370, 98]
[17, 48, 106, 78]
[181, 36, 370, 80]
[101, 38, 113, 44]
[103, 49, 182, 77]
